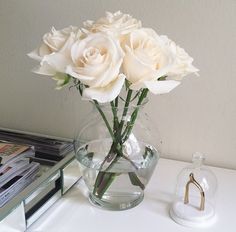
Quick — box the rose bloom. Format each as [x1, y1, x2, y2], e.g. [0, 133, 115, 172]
[122, 28, 198, 94]
[160, 35, 199, 80]
[66, 32, 125, 103]
[83, 11, 141, 37]
[122, 28, 179, 94]
[28, 26, 82, 76]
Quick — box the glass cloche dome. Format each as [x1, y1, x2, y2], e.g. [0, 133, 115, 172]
[170, 153, 217, 227]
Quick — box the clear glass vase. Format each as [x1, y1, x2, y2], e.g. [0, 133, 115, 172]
[74, 102, 161, 210]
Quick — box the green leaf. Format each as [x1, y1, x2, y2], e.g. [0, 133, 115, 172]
[125, 79, 131, 90]
[158, 75, 167, 81]
[87, 152, 94, 160]
[143, 146, 153, 159]
[128, 172, 145, 190]
[53, 73, 71, 89]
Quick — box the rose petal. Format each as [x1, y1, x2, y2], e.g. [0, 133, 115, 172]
[143, 80, 180, 94]
[60, 32, 78, 55]
[69, 33, 124, 88]
[27, 49, 43, 62]
[123, 47, 156, 83]
[66, 65, 95, 81]
[32, 63, 56, 76]
[41, 52, 71, 73]
[92, 58, 122, 87]
[82, 74, 125, 103]
[129, 81, 145, 91]
[28, 44, 51, 62]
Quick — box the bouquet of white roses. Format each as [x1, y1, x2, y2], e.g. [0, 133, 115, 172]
[29, 11, 198, 203]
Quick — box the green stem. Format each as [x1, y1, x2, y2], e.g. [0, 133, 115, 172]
[93, 89, 148, 199]
[116, 89, 133, 142]
[115, 96, 119, 107]
[110, 101, 119, 132]
[93, 172, 117, 198]
[130, 90, 141, 102]
[93, 150, 139, 198]
[122, 155, 139, 170]
[137, 88, 149, 105]
[122, 89, 149, 143]
[93, 100, 116, 142]
[128, 172, 145, 190]
[72, 77, 83, 96]
[93, 148, 121, 197]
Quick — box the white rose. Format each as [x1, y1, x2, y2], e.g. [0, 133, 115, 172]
[161, 35, 199, 80]
[66, 32, 125, 103]
[83, 11, 141, 37]
[28, 26, 82, 76]
[122, 28, 180, 94]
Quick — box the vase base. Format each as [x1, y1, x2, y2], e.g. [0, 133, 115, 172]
[89, 192, 144, 211]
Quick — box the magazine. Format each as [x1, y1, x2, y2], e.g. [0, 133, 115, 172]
[0, 141, 39, 207]
[0, 162, 40, 207]
[0, 142, 34, 165]
[0, 129, 73, 157]
[0, 159, 30, 187]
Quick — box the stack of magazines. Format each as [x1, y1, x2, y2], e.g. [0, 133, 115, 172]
[0, 129, 73, 166]
[0, 142, 40, 207]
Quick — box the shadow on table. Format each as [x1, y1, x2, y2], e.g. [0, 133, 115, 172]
[144, 190, 174, 217]
[61, 179, 89, 203]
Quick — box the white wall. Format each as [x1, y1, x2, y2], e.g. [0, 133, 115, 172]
[0, 0, 235, 169]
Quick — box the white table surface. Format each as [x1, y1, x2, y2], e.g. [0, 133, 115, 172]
[27, 158, 236, 232]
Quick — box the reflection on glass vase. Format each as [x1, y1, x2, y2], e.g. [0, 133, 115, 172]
[74, 102, 161, 210]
